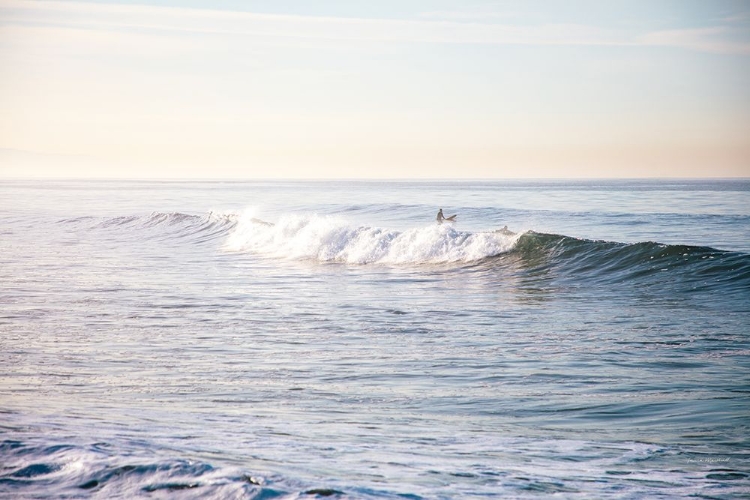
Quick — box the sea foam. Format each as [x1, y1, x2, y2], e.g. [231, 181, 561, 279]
[224, 212, 520, 264]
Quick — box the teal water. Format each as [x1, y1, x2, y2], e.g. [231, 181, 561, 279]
[1, 179, 749, 498]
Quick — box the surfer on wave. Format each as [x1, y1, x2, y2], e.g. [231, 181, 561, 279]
[436, 209, 457, 224]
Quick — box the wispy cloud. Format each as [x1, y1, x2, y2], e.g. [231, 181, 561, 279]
[722, 12, 750, 24]
[1, 0, 749, 54]
[0, 0, 617, 47]
[637, 27, 750, 55]
[418, 10, 521, 22]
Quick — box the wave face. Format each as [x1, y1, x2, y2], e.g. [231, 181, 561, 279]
[509, 231, 750, 292]
[225, 213, 522, 264]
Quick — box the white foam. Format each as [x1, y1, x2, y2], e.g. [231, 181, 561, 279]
[224, 212, 521, 264]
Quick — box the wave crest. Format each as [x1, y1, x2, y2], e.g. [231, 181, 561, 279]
[225, 214, 521, 264]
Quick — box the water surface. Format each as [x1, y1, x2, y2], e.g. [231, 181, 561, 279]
[1, 179, 749, 498]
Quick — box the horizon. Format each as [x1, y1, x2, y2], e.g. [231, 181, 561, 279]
[3, 175, 749, 182]
[1, 0, 749, 179]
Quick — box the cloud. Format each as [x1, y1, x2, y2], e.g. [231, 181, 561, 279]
[637, 27, 750, 55]
[418, 10, 521, 22]
[2, 0, 749, 55]
[722, 12, 750, 24]
[0, 0, 619, 47]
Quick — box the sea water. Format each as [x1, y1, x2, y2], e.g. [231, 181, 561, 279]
[1, 179, 749, 499]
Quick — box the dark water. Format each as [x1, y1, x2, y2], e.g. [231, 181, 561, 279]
[1, 179, 749, 498]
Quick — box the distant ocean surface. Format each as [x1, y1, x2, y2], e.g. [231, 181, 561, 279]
[1, 179, 749, 499]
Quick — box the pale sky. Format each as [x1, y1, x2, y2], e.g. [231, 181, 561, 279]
[1, 0, 749, 178]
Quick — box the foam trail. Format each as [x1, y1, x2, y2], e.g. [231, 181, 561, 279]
[224, 213, 521, 264]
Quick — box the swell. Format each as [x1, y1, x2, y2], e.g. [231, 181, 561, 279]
[505, 231, 750, 293]
[58, 212, 750, 292]
[60, 211, 238, 244]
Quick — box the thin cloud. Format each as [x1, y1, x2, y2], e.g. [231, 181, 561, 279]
[0, 0, 619, 46]
[418, 10, 522, 22]
[637, 27, 750, 55]
[1, 0, 749, 54]
[722, 12, 750, 24]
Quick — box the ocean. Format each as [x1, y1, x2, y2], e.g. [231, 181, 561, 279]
[1, 179, 749, 499]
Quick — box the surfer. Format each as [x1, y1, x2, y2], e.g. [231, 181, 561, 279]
[436, 209, 457, 224]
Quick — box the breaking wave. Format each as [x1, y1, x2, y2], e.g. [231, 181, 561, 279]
[223, 213, 750, 292]
[224, 213, 521, 264]
[70, 210, 750, 292]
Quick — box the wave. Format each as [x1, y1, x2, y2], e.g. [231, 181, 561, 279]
[223, 213, 750, 291]
[509, 232, 750, 292]
[10, 436, 743, 499]
[224, 213, 521, 264]
[62, 211, 238, 244]
[71, 211, 749, 291]
[0, 439, 277, 499]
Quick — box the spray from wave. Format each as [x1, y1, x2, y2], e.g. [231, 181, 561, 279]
[224, 212, 522, 264]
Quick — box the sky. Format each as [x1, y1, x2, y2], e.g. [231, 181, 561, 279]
[1, 0, 749, 178]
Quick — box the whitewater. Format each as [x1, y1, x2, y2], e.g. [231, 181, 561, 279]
[1, 179, 749, 499]
[224, 212, 522, 264]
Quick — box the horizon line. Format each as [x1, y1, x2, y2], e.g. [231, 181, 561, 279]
[2, 176, 748, 182]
